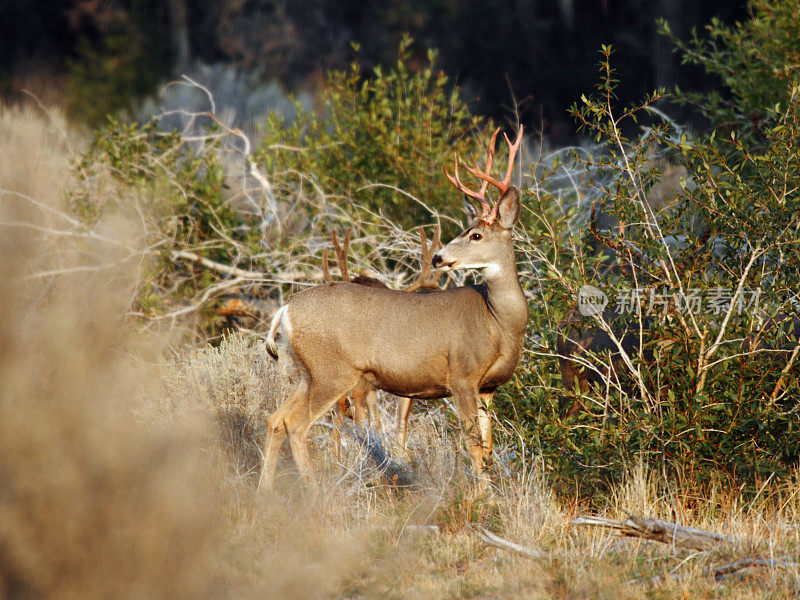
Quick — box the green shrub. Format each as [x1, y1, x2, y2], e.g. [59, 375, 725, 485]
[661, 0, 800, 136]
[255, 35, 490, 232]
[499, 39, 800, 499]
[70, 36, 491, 329]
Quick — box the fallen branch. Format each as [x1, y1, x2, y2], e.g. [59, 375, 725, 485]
[473, 527, 549, 559]
[712, 558, 799, 581]
[571, 514, 739, 550]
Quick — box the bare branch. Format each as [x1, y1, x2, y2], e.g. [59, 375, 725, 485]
[473, 527, 549, 559]
[572, 514, 740, 551]
[171, 249, 323, 282]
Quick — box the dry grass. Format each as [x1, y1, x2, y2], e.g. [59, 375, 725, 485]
[0, 104, 224, 599]
[1, 103, 799, 599]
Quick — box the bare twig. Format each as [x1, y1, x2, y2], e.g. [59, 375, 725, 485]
[171, 249, 323, 282]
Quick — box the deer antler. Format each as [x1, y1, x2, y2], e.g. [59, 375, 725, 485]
[444, 126, 524, 225]
[322, 228, 352, 282]
[403, 224, 443, 292]
[444, 129, 497, 221]
[331, 228, 351, 281]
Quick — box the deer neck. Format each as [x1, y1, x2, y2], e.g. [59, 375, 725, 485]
[481, 249, 528, 333]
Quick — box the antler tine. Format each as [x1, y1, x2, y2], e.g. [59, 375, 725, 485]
[321, 247, 333, 283]
[444, 155, 493, 217]
[468, 127, 498, 182]
[501, 125, 524, 188]
[402, 225, 443, 292]
[330, 229, 351, 281]
[445, 157, 490, 201]
[465, 127, 499, 180]
[430, 223, 441, 254]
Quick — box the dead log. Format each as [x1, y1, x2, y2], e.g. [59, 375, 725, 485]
[571, 514, 739, 550]
[711, 558, 799, 581]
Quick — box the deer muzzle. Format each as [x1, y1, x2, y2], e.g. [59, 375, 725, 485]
[431, 253, 455, 270]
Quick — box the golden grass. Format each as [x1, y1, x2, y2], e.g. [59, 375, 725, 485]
[1, 104, 798, 599]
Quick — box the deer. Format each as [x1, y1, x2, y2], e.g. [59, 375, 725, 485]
[262, 126, 527, 490]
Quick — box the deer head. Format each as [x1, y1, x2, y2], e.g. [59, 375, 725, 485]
[433, 126, 523, 275]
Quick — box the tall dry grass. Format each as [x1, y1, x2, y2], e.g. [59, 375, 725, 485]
[0, 104, 226, 599]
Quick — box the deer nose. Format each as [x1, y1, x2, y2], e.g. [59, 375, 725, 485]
[431, 254, 444, 268]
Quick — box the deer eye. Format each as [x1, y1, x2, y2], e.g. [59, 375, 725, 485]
[470, 232, 482, 241]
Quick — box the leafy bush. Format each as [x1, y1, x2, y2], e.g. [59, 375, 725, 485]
[499, 35, 800, 498]
[661, 0, 800, 136]
[70, 36, 490, 331]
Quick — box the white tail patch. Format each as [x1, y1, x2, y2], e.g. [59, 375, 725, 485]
[266, 305, 289, 359]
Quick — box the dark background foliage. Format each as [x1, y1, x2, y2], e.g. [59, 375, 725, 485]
[2, 0, 745, 140]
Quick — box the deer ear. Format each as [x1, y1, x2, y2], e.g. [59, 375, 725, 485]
[496, 187, 521, 229]
[463, 195, 478, 221]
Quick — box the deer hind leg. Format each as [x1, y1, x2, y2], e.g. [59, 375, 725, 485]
[364, 386, 382, 431]
[282, 373, 361, 480]
[261, 377, 309, 489]
[477, 392, 493, 462]
[395, 396, 413, 448]
[333, 381, 379, 460]
[348, 379, 371, 427]
[451, 384, 489, 492]
[348, 380, 381, 431]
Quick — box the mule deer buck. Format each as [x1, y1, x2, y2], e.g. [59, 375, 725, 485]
[263, 126, 527, 490]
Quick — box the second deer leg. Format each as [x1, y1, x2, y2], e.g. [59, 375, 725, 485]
[396, 396, 414, 448]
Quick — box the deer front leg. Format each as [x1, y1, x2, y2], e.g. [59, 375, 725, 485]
[451, 384, 490, 492]
[477, 392, 493, 462]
